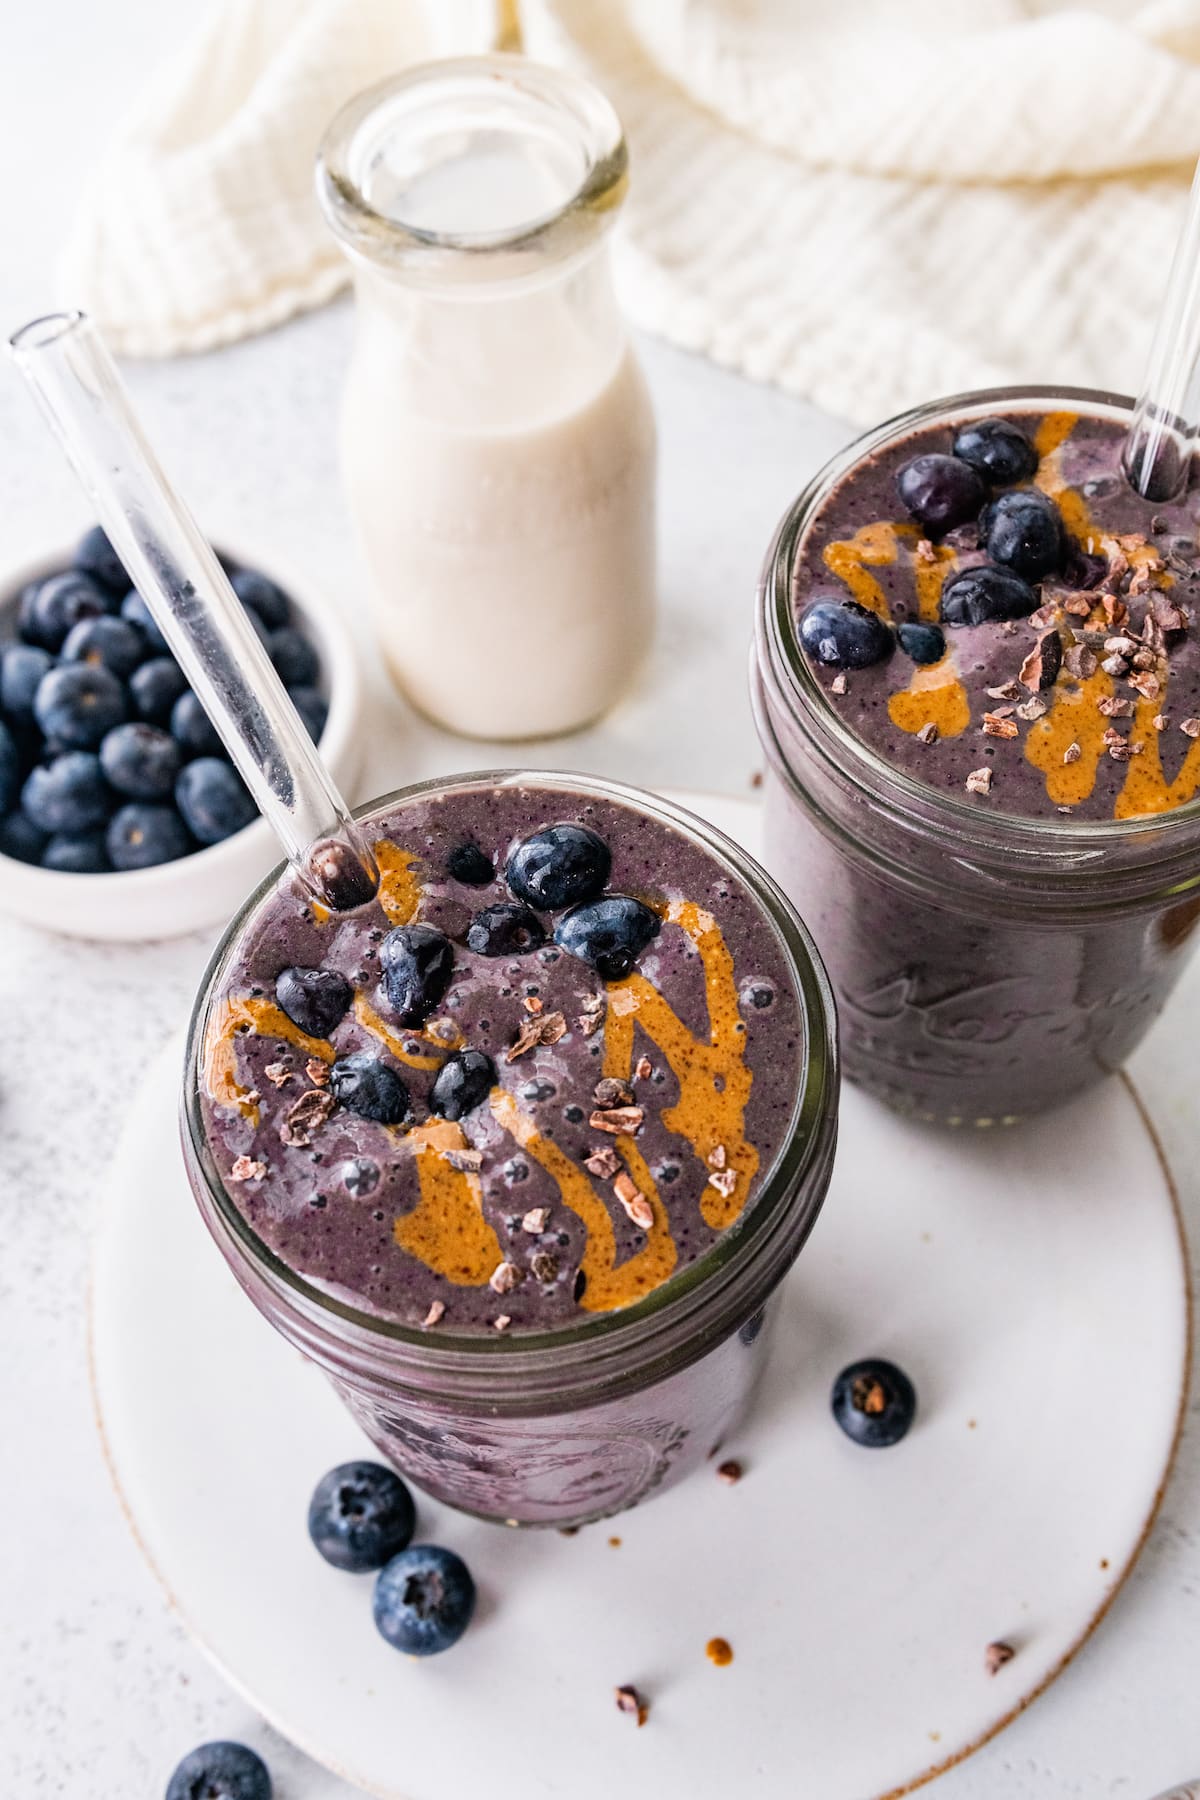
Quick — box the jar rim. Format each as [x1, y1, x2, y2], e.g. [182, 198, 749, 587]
[316, 55, 628, 274]
[182, 770, 838, 1399]
[760, 383, 1200, 853]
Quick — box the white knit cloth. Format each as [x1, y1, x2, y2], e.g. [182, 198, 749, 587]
[62, 0, 1200, 421]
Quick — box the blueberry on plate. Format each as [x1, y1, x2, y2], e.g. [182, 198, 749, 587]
[20, 571, 111, 652]
[231, 567, 291, 630]
[952, 417, 1038, 488]
[429, 1048, 497, 1120]
[506, 824, 611, 911]
[980, 488, 1065, 581]
[34, 662, 127, 750]
[896, 453, 986, 536]
[799, 598, 893, 670]
[165, 1740, 272, 1800]
[119, 587, 169, 654]
[61, 614, 145, 680]
[107, 803, 192, 870]
[373, 1544, 476, 1656]
[831, 1357, 917, 1448]
[940, 564, 1040, 627]
[0, 720, 19, 815]
[379, 925, 455, 1026]
[129, 657, 188, 726]
[287, 684, 327, 744]
[896, 621, 946, 665]
[330, 1052, 410, 1124]
[466, 901, 547, 958]
[308, 1460, 416, 1572]
[0, 812, 48, 864]
[268, 625, 319, 688]
[99, 722, 182, 801]
[446, 840, 494, 886]
[0, 644, 54, 728]
[275, 966, 352, 1039]
[554, 894, 660, 980]
[170, 689, 226, 757]
[42, 830, 110, 873]
[73, 524, 130, 598]
[22, 752, 112, 834]
[175, 758, 256, 844]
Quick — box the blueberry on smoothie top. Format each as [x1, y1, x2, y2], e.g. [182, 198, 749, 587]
[446, 840, 495, 885]
[896, 452, 985, 536]
[980, 487, 1065, 582]
[165, 1741, 272, 1800]
[951, 416, 1038, 487]
[307, 1460, 415, 1572]
[831, 1358, 917, 1448]
[429, 1048, 497, 1120]
[896, 621, 946, 665]
[506, 823, 611, 911]
[799, 599, 893, 670]
[275, 966, 353, 1039]
[466, 901, 547, 958]
[330, 1052, 410, 1125]
[373, 1544, 476, 1656]
[554, 894, 661, 980]
[939, 564, 1039, 628]
[379, 924, 454, 1026]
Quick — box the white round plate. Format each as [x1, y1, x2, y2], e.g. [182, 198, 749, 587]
[91, 795, 1189, 1800]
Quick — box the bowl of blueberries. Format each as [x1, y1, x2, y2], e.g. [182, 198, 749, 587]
[0, 524, 363, 939]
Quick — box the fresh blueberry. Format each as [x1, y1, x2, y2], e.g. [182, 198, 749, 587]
[373, 1544, 476, 1656]
[429, 1048, 497, 1120]
[952, 417, 1038, 488]
[330, 1052, 410, 1124]
[981, 488, 1065, 581]
[269, 626, 319, 688]
[831, 1357, 916, 1448]
[341, 1156, 381, 1198]
[175, 758, 256, 843]
[506, 824, 611, 911]
[307, 1460, 416, 1573]
[0, 812, 48, 864]
[0, 721, 19, 815]
[287, 685, 327, 744]
[466, 902, 547, 958]
[20, 571, 110, 651]
[165, 1740, 272, 1800]
[107, 803, 192, 870]
[99, 722, 182, 800]
[34, 663, 127, 749]
[446, 841, 494, 886]
[170, 689, 226, 757]
[231, 567, 291, 630]
[62, 614, 146, 680]
[73, 524, 129, 597]
[120, 587, 170, 652]
[275, 966, 352, 1038]
[379, 925, 454, 1026]
[21, 752, 111, 834]
[0, 644, 54, 728]
[554, 894, 660, 980]
[798, 599, 894, 670]
[940, 564, 1040, 627]
[896, 621, 946, 665]
[129, 657, 188, 726]
[42, 830, 110, 873]
[896, 453, 986, 536]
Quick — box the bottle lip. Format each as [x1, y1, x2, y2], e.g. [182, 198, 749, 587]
[758, 382, 1200, 855]
[316, 55, 628, 278]
[182, 770, 839, 1402]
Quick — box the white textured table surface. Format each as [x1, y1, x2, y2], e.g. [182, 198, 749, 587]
[2, 8, 1199, 1799]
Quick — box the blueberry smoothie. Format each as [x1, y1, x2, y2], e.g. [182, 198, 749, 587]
[185, 773, 837, 1524]
[755, 390, 1200, 1124]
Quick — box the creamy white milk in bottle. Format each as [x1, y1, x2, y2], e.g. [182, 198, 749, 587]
[318, 58, 657, 739]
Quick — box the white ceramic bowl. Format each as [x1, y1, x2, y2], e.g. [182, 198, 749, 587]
[0, 536, 364, 941]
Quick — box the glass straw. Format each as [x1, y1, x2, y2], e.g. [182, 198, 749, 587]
[8, 311, 378, 911]
[1124, 157, 1200, 501]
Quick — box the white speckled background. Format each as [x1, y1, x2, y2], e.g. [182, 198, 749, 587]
[1, 6, 1198, 1797]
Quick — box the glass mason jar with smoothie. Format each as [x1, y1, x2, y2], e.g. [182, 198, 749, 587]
[183, 773, 838, 1527]
[754, 387, 1200, 1125]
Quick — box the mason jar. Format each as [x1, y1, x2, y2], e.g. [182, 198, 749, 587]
[182, 774, 837, 1527]
[316, 58, 657, 740]
[753, 386, 1200, 1127]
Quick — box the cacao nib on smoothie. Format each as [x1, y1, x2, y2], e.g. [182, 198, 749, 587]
[198, 783, 805, 1335]
[793, 408, 1200, 822]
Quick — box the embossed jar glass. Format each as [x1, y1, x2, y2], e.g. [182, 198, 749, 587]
[182, 774, 837, 1528]
[753, 386, 1200, 1126]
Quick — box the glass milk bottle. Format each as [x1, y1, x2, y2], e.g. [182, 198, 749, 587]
[317, 58, 657, 740]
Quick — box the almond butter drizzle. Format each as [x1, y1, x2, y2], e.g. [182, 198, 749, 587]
[394, 1119, 505, 1285]
[372, 840, 423, 925]
[353, 992, 463, 1068]
[202, 995, 335, 1124]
